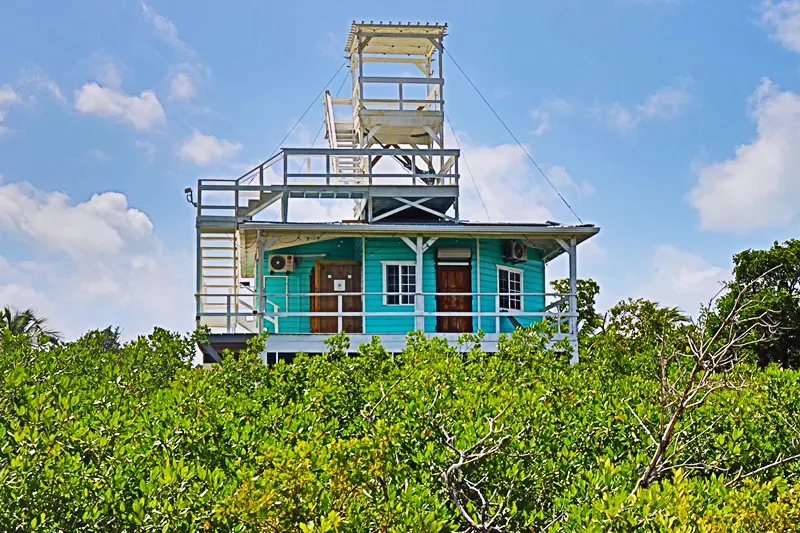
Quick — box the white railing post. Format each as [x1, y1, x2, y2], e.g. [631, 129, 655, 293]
[337, 294, 343, 333]
[415, 236, 424, 331]
[226, 295, 232, 333]
[568, 237, 579, 362]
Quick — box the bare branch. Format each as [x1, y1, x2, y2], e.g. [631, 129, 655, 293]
[626, 402, 657, 447]
[725, 454, 800, 488]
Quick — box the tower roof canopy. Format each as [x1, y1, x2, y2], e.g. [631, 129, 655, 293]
[345, 21, 447, 56]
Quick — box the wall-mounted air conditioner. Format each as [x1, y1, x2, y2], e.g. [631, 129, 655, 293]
[502, 240, 527, 264]
[268, 254, 296, 273]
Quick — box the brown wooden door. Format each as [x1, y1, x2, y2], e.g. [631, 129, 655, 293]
[311, 261, 362, 334]
[436, 265, 472, 333]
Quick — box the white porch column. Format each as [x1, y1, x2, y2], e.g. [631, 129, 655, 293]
[255, 230, 263, 333]
[415, 235, 424, 331]
[568, 237, 578, 363]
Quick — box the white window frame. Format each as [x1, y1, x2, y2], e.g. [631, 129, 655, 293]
[382, 261, 417, 306]
[496, 265, 523, 312]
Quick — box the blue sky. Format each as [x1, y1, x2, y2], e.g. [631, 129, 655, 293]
[1, 0, 799, 339]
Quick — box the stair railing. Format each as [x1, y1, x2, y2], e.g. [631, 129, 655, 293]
[323, 90, 340, 175]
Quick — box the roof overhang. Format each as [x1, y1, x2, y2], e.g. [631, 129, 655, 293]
[346, 22, 447, 56]
[238, 222, 599, 263]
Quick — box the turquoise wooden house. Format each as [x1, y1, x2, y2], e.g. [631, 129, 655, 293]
[190, 22, 599, 364]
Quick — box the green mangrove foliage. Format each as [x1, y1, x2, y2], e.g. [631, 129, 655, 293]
[1, 313, 800, 531]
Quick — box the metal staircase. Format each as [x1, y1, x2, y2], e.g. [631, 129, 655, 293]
[324, 90, 363, 181]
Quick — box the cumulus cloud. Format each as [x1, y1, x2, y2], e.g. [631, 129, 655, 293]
[638, 245, 730, 317]
[0, 180, 192, 339]
[170, 72, 196, 100]
[74, 83, 166, 130]
[0, 181, 152, 257]
[180, 130, 242, 166]
[456, 143, 554, 222]
[689, 78, 800, 231]
[452, 135, 591, 224]
[761, 0, 800, 53]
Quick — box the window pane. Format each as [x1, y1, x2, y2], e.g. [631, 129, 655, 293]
[386, 264, 416, 305]
[499, 268, 522, 311]
[499, 269, 509, 294]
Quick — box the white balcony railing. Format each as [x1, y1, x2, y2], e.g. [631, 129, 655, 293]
[196, 291, 578, 337]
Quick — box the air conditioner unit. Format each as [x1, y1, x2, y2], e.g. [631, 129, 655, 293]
[503, 240, 527, 263]
[268, 254, 296, 273]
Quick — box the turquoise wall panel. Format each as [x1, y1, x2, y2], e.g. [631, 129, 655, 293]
[477, 239, 545, 334]
[363, 237, 417, 334]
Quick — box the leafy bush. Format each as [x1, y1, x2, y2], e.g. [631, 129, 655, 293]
[1, 323, 800, 532]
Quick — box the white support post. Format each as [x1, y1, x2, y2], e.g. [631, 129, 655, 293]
[337, 294, 343, 333]
[362, 236, 366, 333]
[415, 235, 424, 331]
[281, 194, 289, 223]
[255, 230, 263, 333]
[476, 238, 481, 332]
[568, 237, 578, 363]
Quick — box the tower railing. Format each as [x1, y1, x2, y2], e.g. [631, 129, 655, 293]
[355, 76, 444, 112]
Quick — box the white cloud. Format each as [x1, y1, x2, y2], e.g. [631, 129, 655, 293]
[0, 181, 153, 257]
[0, 85, 20, 105]
[0, 282, 55, 321]
[638, 81, 693, 118]
[94, 61, 123, 89]
[139, 0, 188, 52]
[601, 78, 692, 131]
[170, 72, 196, 100]
[17, 67, 65, 103]
[0, 180, 192, 339]
[457, 142, 561, 223]
[761, 0, 800, 53]
[549, 165, 594, 200]
[638, 245, 730, 317]
[0, 85, 20, 134]
[74, 83, 166, 130]
[261, 198, 355, 223]
[531, 98, 572, 136]
[180, 130, 242, 166]
[139, 1, 208, 94]
[0, 70, 66, 135]
[135, 139, 156, 158]
[689, 78, 800, 231]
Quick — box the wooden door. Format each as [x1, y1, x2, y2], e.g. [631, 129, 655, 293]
[311, 261, 362, 334]
[436, 265, 473, 333]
